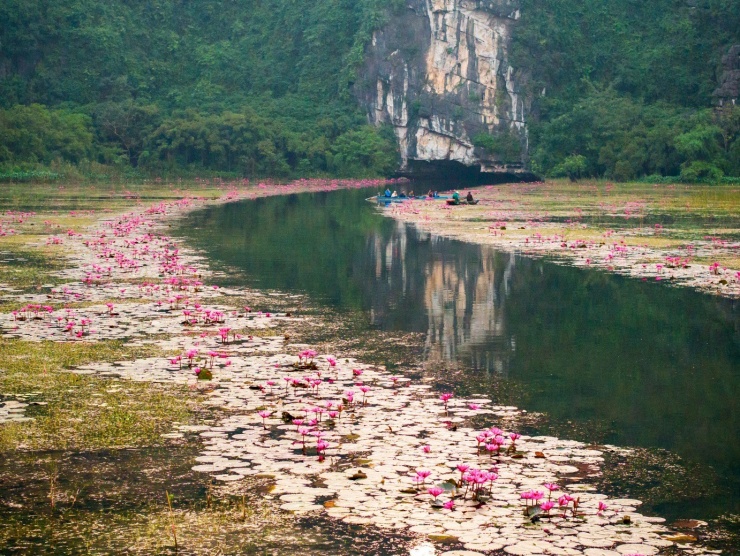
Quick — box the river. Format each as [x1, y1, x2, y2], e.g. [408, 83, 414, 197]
[177, 186, 740, 527]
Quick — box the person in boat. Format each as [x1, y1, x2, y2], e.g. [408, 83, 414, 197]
[384, 189, 391, 197]
[427, 190, 434, 197]
[466, 191, 474, 203]
[391, 190, 398, 197]
[399, 190, 407, 198]
[452, 191, 460, 203]
[408, 190, 414, 197]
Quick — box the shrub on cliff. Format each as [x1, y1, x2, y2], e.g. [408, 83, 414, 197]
[472, 132, 523, 164]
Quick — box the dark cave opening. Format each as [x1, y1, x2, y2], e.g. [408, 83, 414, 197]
[396, 159, 540, 186]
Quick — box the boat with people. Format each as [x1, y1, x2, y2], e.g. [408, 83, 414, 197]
[445, 190, 479, 205]
[370, 190, 451, 204]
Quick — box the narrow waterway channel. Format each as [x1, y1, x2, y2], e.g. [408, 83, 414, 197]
[178, 186, 740, 528]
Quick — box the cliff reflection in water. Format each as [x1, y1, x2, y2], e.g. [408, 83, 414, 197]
[366, 221, 514, 376]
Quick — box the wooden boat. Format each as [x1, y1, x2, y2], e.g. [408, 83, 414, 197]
[371, 194, 450, 203]
[372, 195, 410, 203]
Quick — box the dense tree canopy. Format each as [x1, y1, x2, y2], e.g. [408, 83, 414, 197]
[0, 0, 737, 180]
[512, 0, 740, 180]
[0, 0, 399, 178]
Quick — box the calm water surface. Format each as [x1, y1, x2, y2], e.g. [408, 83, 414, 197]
[178, 187, 740, 522]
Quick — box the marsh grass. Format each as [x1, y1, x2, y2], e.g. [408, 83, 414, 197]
[0, 339, 191, 451]
[0, 247, 68, 292]
[451, 180, 740, 224]
[692, 254, 740, 270]
[411, 180, 739, 267]
[0, 181, 238, 214]
[6, 503, 286, 555]
[0, 444, 304, 555]
[0, 482, 304, 555]
[508, 180, 740, 216]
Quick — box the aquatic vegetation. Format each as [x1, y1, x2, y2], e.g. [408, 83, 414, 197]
[358, 385, 370, 406]
[257, 410, 271, 429]
[295, 349, 318, 370]
[439, 392, 453, 412]
[218, 326, 232, 343]
[427, 486, 444, 501]
[0, 182, 723, 555]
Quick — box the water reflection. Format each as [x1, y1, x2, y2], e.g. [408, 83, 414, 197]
[366, 222, 514, 374]
[179, 187, 740, 515]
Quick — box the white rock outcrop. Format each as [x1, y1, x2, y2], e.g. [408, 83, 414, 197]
[358, 0, 531, 178]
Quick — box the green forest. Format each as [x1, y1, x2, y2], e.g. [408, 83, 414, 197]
[512, 0, 740, 181]
[0, 0, 401, 180]
[0, 0, 738, 181]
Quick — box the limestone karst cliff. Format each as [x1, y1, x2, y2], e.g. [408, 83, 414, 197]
[714, 44, 740, 106]
[356, 0, 533, 180]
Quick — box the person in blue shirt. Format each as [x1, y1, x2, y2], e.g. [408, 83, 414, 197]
[384, 189, 392, 197]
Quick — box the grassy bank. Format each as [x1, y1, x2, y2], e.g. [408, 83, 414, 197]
[0, 339, 194, 452]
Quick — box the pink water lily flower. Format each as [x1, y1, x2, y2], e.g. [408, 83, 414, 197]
[218, 327, 231, 343]
[427, 487, 444, 500]
[415, 469, 432, 485]
[257, 410, 271, 429]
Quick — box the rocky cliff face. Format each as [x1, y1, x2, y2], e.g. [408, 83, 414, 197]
[714, 44, 740, 106]
[356, 0, 533, 181]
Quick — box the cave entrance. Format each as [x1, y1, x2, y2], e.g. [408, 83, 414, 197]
[396, 159, 540, 186]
